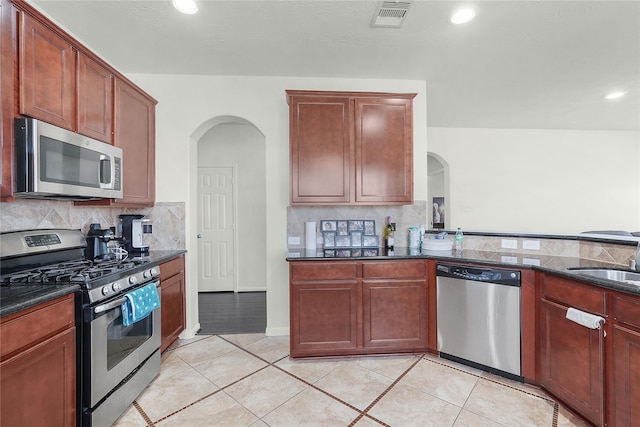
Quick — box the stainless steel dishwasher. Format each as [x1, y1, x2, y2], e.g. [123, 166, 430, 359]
[436, 262, 522, 382]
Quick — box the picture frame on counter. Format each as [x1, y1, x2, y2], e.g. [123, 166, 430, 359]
[323, 232, 335, 248]
[335, 235, 352, 248]
[336, 220, 349, 235]
[347, 220, 364, 232]
[350, 231, 362, 247]
[321, 220, 337, 232]
[363, 220, 376, 235]
[362, 235, 379, 248]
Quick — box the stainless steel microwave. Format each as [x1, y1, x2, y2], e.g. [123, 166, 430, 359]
[14, 118, 123, 200]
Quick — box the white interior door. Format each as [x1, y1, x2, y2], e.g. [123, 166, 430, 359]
[197, 166, 236, 292]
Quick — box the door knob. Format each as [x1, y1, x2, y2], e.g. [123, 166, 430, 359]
[197, 234, 202, 238]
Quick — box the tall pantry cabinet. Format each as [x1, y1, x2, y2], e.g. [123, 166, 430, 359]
[287, 90, 416, 206]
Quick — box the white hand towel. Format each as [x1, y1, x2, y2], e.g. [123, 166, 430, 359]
[566, 307, 605, 330]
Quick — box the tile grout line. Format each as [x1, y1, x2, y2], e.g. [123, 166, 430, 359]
[132, 401, 154, 426]
[148, 363, 273, 425]
[145, 335, 278, 425]
[423, 355, 557, 404]
[348, 354, 425, 427]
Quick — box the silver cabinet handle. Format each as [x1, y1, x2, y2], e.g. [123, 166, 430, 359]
[197, 234, 202, 238]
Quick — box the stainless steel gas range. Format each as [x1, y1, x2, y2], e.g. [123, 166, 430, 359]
[0, 229, 162, 427]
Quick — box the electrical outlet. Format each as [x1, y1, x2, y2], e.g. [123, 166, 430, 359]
[523, 240, 541, 250]
[501, 256, 518, 264]
[288, 236, 301, 245]
[501, 239, 518, 249]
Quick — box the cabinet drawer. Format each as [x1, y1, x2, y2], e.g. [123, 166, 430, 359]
[1, 294, 75, 359]
[613, 293, 640, 330]
[541, 274, 606, 316]
[290, 262, 358, 281]
[160, 256, 185, 280]
[362, 260, 426, 280]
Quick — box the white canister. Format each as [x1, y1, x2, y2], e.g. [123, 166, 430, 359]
[408, 227, 421, 248]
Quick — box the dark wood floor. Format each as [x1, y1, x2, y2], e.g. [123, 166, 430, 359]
[197, 291, 266, 335]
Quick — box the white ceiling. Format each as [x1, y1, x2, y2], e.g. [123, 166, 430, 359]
[31, 0, 640, 131]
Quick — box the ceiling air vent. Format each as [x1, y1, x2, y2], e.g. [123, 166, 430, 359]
[371, 1, 412, 28]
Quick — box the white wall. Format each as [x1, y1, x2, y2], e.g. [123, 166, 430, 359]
[198, 123, 267, 291]
[428, 127, 640, 233]
[126, 74, 428, 336]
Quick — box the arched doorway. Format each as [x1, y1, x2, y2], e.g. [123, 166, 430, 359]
[195, 117, 267, 334]
[427, 152, 450, 230]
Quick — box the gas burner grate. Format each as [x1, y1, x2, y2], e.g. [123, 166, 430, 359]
[0, 257, 150, 286]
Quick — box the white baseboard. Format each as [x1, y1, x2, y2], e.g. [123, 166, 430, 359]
[179, 323, 201, 339]
[265, 326, 290, 337]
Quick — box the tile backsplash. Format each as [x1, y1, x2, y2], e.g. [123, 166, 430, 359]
[0, 199, 185, 250]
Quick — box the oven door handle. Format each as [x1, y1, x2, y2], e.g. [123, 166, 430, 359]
[94, 296, 128, 314]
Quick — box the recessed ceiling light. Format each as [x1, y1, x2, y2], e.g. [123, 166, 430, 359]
[173, 0, 198, 14]
[604, 91, 627, 100]
[450, 8, 476, 25]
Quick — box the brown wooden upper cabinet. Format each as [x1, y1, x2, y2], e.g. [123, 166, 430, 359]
[111, 77, 155, 206]
[77, 78, 156, 207]
[287, 90, 416, 205]
[77, 52, 113, 143]
[0, 0, 14, 200]
[19, 11, 75, 131]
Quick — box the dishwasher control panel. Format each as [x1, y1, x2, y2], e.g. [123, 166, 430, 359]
[436, 263, 521, 286]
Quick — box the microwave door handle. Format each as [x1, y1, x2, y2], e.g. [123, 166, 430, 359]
[99, 154, 113, 188]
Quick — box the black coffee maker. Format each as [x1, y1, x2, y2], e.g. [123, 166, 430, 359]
[85, 223, 117, 261]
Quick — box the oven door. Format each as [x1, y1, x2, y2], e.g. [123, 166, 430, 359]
[85, 280, 161, 408]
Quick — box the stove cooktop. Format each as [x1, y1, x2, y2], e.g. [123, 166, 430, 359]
[0, 257, 150, 287]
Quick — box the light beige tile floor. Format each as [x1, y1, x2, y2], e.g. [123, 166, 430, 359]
[113, 334, 591, 427]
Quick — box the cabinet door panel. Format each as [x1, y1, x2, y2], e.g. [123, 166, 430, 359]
[0, 328, 75, 427]
[355, 97, 412, 204]
[539, 298, 603, 426]
[77, 52, 112, 143]
[612, 324, 640, 427]
[20, 12, 75, 129]
[113, 78, 155, 206]
[290, 96, 352, 204]
[0, 0, 14, 199]
[290, 282, 360, 357]
[160, 271, 186, 352]
[363, 280, 427, 351]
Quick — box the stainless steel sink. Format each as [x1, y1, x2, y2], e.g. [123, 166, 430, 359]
[569, 268, 640, 284]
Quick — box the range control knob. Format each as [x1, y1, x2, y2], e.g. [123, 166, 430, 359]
[144, 268, 158, 279]
[112, 283, 121, 292]
[129, 276, 138, 285]
[102, 286, 112, 296]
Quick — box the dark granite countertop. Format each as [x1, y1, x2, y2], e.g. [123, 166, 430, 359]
[287, 247, 640, 297]
[0, 250, 187, 319]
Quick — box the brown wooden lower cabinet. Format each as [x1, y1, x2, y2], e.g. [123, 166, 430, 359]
[539, 297, 604, 426]
[0, 294, 76, 427]
[160, 256, 186, 352]
[611, 324, 640, 427]
[609, 292, 640, 427]
[289, 259, 428, 358]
